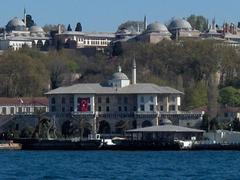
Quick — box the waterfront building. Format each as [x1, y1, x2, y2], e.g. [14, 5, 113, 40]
[0, 97, 48, 132]
[46, 60, 203, 137]
[126, 119, 204, 142]
[0, 97, 48, 115]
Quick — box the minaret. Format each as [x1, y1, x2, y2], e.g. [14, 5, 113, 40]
[3, 29, 6, 40]
[132, 57, 136, 84]
[58, 24, 62, 34]
[24, 8, 27, 26]
[144, 15, 147, 31]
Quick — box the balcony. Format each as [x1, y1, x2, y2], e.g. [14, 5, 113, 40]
[97, 112, 134, 118]
[71, 111, 95, 118]
[134, 111, 159, 118]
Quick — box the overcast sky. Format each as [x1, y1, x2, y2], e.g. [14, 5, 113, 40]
[1, 0, 240, 32]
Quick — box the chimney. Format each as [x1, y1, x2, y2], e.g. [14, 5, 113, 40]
[132, 57, 136, 84]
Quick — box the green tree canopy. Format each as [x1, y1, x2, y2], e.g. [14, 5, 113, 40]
[219, 86, 240, 106]
[75, 22, 82, 32]
[187, 15, 208, 32]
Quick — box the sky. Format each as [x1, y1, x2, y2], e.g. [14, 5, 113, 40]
[1, 0, 240, 32]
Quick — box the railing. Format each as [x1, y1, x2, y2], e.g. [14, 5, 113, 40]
[134, 111, 159, 118]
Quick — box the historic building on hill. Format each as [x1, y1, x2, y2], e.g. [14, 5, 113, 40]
[0, 10, 50, 51]
[136, 21, 171, 43]
[55, 26, 115, 51]
[46, 60, 203, 137]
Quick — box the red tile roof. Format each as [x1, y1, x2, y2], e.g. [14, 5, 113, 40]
[0, 97, 48, 106]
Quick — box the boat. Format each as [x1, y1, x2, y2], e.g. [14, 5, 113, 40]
[13, 138, 102, 150]
[105, 138, 181, 150]
[0, 140, 22, 150]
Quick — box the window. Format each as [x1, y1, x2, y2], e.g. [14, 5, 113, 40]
[10, 107, 14, 114]
[118, 97, 122, 104]
[124, 97, 128, 104]
[18, 107, 22, 113]
[140, 96, 144, 103]
[70, 96, 74, 104]
[2, 107, 6, 115]
[160, 105, 164, 111]
[169, 96, 175, 102]
[124, 106, 127, 112]
[62, 107, 65, 112]
[106, 97, 110, 103]
[98, 106, 102, 112]
[106, 106, 110, 112]
[140, 105, 145, 111]
[150, 105, 154, 111]
[118, 106, 122, 112]
[62, 97, 66, 104]
[133, 106, 137, 111]
[169, 105, 176, 111]
[98, 97, 102, 103]
[159, 96, 164, 102]
[150, 96, 154, 102]
[51, 97, 56, 104]
[26, 107, 30, 113]
[51, 106, 56, 112]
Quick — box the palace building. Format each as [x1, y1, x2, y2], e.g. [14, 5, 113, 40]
[0, 10, 50, 51]
[55, 26, 115, 51]
[45, 60, 203, 137]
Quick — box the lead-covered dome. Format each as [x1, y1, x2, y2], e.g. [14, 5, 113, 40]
[147, 22, 169, 33]
[168, 18, 192, 31]
[30, 25, 44, 33]
[112, 72, 129, 80]
[6, 17, 26, 31]
[112, 66, 129, 80]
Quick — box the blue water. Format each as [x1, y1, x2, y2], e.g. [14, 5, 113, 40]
[0, 151, 239, 179]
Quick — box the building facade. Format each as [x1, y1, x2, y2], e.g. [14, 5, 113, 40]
[55, 27, 115, 51]
[0, 97, 48, 115]
[0, 10, 50, 51]
[46, 60, 203, 137]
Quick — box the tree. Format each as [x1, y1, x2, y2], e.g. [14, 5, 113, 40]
[67, 24, 72, 31]
[75, 22, 82, 32]
[207, 73, 218, 121]
[0, 50, 48, 97]
[219, 86, 240, 106]
[118, 20, 144, 33]
[26, 14, 35, 28]
[48, 58, 68, 89]
[187, 15, 208, 32]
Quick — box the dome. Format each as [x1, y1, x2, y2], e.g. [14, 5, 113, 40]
[168, 18, 192, 31]
[112, 66, 129, 80]
[6, 17, 26, 31]
[112, 72, 129, 80]
[30, 25, 44, 33]
[159, 118, 173, 125]
[147, 22, 169, 33]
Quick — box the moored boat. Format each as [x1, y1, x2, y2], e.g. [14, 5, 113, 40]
[0, 140, 21, 150]
[14, 138, 102, 150]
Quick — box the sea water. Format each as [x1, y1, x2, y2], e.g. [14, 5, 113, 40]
[0, 150, 239, 179]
